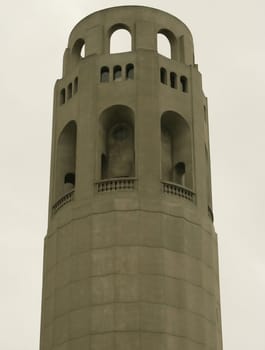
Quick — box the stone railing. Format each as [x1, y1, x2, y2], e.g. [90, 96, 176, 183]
[96, 177, 136, 193]
[52, 190, 75, 213]
[208, 205, 214, 222]
[161, 181, 195, 202]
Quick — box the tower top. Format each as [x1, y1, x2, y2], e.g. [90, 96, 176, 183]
[62, 6, 195, 77]
[70, 6, 193, 37]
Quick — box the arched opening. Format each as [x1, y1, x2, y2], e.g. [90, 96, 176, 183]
[157, 30, 177, 60]
[157, 33, 171, 58]
[71, 38, 85, 65]
[160, 68, 167, 85]
[113, 65, 122, 81]
[100, 66, 109, 82]
[80, 45, 85, 58]
[64, 172, 75, 192]
[161, 111, 192, 188]
[99, 105, 135, 179]
[180, 76, 188, 92]
[170, 72, 177, 89]
[107, 123, 133, 177]
[126, 64, 134, 80]
[55, 121, 77, 199]
[110, 27, 132, 54]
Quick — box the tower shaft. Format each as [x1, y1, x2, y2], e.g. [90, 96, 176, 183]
[40, 6, 222, 350]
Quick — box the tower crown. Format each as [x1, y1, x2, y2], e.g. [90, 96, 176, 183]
[50, 5, 212, 224]
[63, 6, 194, 76]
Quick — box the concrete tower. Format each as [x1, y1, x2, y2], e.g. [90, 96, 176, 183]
[40, 6, 222, 350]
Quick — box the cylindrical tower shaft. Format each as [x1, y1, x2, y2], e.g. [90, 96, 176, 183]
[40, 6, 222, 350]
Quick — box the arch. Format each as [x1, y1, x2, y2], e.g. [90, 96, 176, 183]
[64, 173, 75, 186]
[55, 121, 77, 199]
[99, 105, 135, 179]
[157, 30, 177, 60]
[161, 111, 192, 188]
[80, 45, 85, 58]
[109, 26, 132, 54]
[157, 33, 171, 59]
[100, 66, 110, 82]
[71, 38, 85, 65]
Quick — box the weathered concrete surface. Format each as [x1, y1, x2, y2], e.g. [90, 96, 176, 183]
[40, 6, 222, 350]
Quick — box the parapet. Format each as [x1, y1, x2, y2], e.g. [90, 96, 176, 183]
[62, 6, 195, 75]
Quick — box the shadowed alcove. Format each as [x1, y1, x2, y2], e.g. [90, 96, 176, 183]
[55, 121, 77, 199]
[161, 111, 193, 189]
[99, 105, 135, 179]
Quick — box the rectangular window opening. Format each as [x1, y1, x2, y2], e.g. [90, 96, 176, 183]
[67, 83, 73, 99]
[60, 89, 65, 105]
[170, 72, 177, 89]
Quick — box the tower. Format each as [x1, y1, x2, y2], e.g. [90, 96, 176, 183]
[40, 6, 223, 350]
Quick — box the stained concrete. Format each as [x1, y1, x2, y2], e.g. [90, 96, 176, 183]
[40, 6, 223, 350]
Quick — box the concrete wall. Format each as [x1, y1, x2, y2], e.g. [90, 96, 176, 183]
[40, 6, 222, 350]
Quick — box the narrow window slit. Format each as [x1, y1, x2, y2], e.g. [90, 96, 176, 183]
[170, 72, 177, 89]
[67, 83, 72, 99]
[160, 68, 167, 84]
[60, 89, 65, 105]
[126, 64, 134, 79]
[180, 76, 188, 92]
[74, 77, 78, 93]
[100, 67, 110, 82]
[113, 65, 122, 81]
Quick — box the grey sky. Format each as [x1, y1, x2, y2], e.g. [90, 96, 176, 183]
[1, 1, 265, 349]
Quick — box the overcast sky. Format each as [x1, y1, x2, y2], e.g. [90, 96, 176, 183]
[1, 1, 265, 349]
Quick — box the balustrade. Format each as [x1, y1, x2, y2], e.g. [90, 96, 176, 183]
[161, 181, 195, 202]
[96, 177, 136, 192]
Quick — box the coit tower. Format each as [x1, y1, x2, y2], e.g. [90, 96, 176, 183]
[40, 6, 223, 350]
